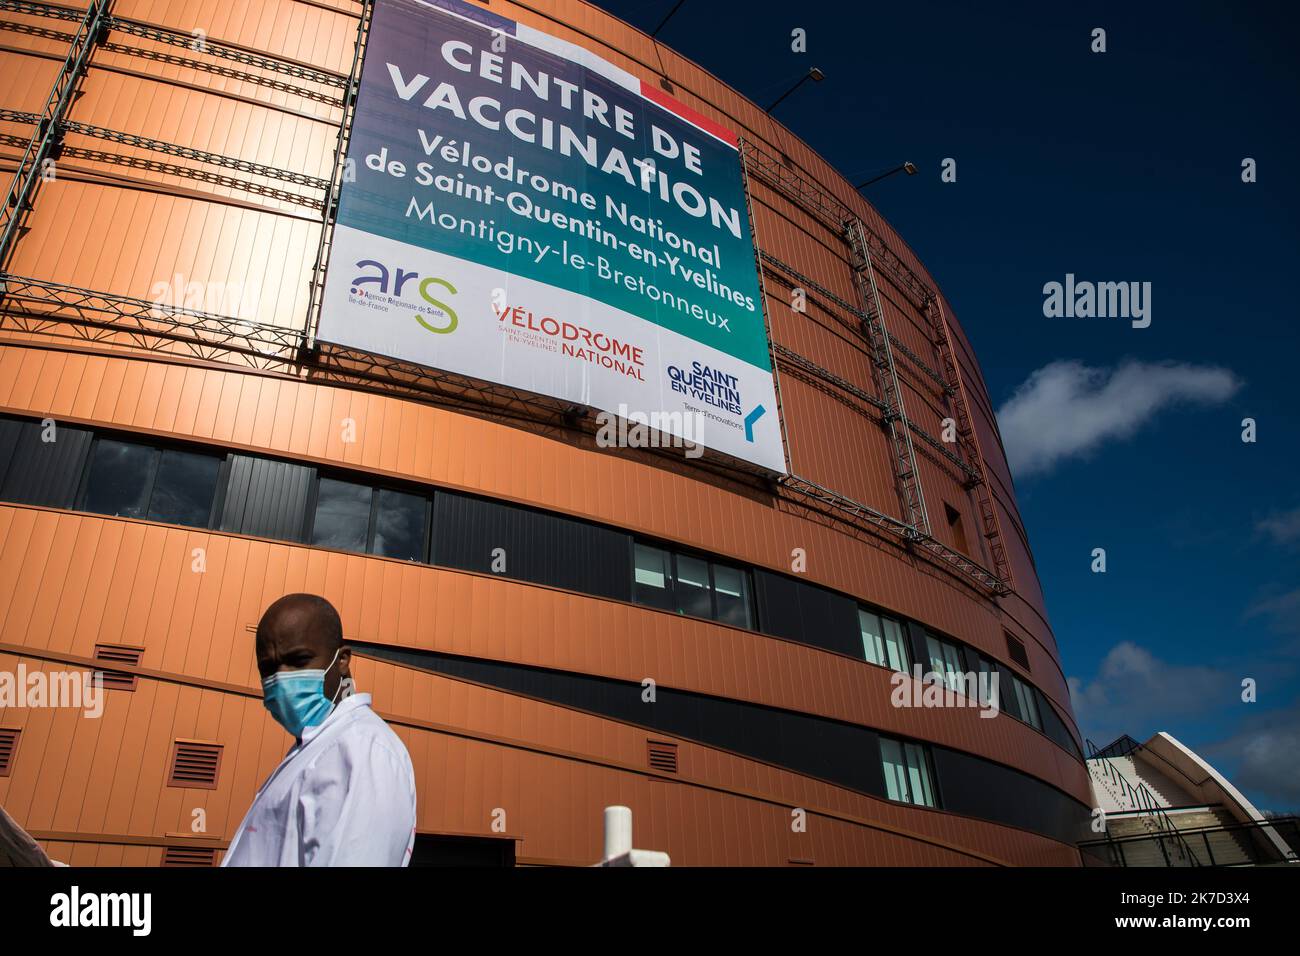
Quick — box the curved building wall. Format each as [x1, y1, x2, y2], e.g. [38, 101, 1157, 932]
[0, 0, 1088, 866]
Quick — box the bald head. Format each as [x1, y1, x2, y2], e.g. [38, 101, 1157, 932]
[255, 593, 350, 695]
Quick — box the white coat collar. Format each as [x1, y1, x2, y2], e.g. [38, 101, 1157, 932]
[299, 692, 372, 745]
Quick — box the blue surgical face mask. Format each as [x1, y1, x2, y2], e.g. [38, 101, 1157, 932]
[262, 647, 345, 739]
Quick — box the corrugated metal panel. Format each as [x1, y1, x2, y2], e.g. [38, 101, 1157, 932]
[754, 569, 861, 658]
[217, 454, 312, 541]
[433, 490, 632, 602]
[0, 416, 24, 488]
[0, 418, 92, 508]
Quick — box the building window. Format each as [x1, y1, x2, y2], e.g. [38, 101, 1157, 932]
[80, 439, 220, 528]
[974, 654, 1001, 710]
[633, 543, 673, 610]
[944, 502, 970, 555]
[859, 609, 910, 673]
[712, 563, 753, 629]
[632, 541, 753, 628]
[309, 477, 429, 561]
[879, 737, 937, 807]
[81, 439, 154, 518]
[311, 477, 371, 552]
[1011, 674, 1042, 731]
[148, 449, 222, 527]
[372, 488, 427, 561]
[925, 633, 967, 694]
[674, 553, 713, 618]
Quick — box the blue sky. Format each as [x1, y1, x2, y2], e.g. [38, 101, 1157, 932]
[592, 0, 1300, 811]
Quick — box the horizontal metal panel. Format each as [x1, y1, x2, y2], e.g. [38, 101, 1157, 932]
[932, 746, 1092, 847]
[433, 490, 632, 602]
[754, 568, 861, 658]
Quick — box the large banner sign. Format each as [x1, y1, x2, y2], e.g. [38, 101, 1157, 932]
[319, 0, 785, 472]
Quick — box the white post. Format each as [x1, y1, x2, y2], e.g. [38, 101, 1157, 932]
[604, 805, 633, 860]
[595, 805, 670, 867]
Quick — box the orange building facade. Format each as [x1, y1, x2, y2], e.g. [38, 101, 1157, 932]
[0, 0, 1093, 866]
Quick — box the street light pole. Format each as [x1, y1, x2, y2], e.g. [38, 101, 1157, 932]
[652, 0, 688, 37]
[765, 67, 825, 113]
[856, 162, 918, 189]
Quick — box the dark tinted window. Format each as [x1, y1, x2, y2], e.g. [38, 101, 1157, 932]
[311, 478, 371, 552]
[633, 542, 755, 628]
[373, 488, 426, 561]
[148, 449, 221, 527]
[673, 554, 712, 618]
[81, 439, 155, 519]
[713, 563, 753, 629]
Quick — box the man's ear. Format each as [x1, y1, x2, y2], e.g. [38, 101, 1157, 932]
[338, 646, 352, 678]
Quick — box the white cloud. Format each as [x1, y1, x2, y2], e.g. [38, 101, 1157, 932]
[996, 359, 1241, 477]
[1202, 702, 1300, 811]
[1257, 506, 1300, 546]
[1069, 641, 1231, 742]
[1072, 645, 1300, 812]
[1245, 588, 1300, 635]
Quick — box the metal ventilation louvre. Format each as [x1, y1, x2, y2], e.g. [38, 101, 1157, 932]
[161, 845, 218, 867]
[166, 741, 223, 789]
[1005, 632, 1031, 671]
[93, 644, 144, 691]
[647, 740, 678, 773]
[0, 728, 19, 776]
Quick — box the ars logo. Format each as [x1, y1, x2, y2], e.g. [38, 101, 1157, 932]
[350, 259, 459, 334]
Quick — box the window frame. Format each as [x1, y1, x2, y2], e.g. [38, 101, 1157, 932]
[74, 435, 223, 529]
[858, 607, 911, 674]
[304, 471, 432, 563]
[879, 735, 939, 809]
[925, 632, 970, 695]
[630, 538, 755, 629]
[74, 437, 161, 520]
[1011, 673, 1042, 731]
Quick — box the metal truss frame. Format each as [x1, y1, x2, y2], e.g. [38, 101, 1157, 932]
[0, 0, 106, 271]
[0, 110, 331, 191]
[740, 136, 1012, 593]
[0, 15, 345, 106]
[305, 0, 372, 346]
[844, 214, 930, 535]
[107, 15, 347, 89]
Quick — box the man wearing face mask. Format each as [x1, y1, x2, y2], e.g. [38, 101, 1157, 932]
[222, 593, 417, 866]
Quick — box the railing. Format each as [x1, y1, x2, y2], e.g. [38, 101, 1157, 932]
[1081, 815, 1299, 868]
[1086, 738, 1202, 866]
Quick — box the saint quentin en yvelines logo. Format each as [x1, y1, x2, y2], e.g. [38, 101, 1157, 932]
[349, 258, 459, 334]
[666, 359, 767, 444]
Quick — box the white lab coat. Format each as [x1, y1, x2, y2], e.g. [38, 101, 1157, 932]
[222, 693, 417, 867]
